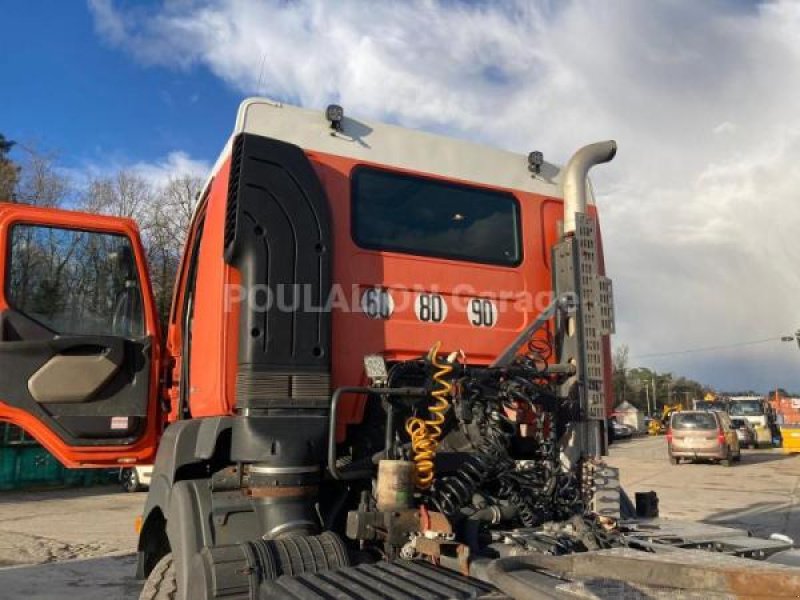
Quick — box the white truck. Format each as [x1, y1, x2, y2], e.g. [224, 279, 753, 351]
[728, 396, 775, 448]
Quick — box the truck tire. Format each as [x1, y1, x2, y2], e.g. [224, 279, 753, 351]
[121, 468, 141, 493]
[140, 553, 176, 600]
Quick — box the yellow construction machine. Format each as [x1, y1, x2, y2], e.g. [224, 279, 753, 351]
[648, 403, 683, 435]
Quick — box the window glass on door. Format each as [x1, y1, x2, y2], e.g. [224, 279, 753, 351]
[7, 224, 144, 337]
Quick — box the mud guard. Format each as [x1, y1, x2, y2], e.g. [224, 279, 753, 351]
[136, 419, 238, 589]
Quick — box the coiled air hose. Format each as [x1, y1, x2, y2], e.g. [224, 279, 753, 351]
[405, 342, 454, 490]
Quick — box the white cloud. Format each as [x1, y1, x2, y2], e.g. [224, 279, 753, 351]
[128, 151, 210, 187]
[88, 0, 800, 391]
[62, 150, 210, 190]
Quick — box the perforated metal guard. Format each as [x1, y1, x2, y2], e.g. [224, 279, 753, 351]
[574, 214, 605, 420]
[585, 463, 620, 519]
[598, 276, 615, 336]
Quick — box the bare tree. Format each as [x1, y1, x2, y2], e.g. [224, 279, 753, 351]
[81, 170, 202, 321]
[14, 145, 70, 207]
[160, 175, 199, 238]
[145, 175, 202, 319]
[612, 344, 630, 405]
[82, 171, 154, 220]
[612, 344, 629, 374]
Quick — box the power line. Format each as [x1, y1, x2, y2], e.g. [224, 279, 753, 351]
[631, 335, 789, 360]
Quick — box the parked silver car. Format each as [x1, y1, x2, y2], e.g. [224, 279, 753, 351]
[611, 420, 634, 439]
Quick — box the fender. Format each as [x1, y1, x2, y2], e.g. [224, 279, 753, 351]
[136, 418, 235, 579]
[136, 417, 286, 599]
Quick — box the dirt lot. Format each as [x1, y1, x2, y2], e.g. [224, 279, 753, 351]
[0, 436, 797, 598]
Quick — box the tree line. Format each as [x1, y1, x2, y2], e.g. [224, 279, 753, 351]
[0, 133, 200, 322]
[612, 343, 797, 413]
[612, 344, 713, 415]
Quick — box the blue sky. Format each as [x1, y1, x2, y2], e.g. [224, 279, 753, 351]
[1, 2, 235, 170]
[5, 0, 800, 392]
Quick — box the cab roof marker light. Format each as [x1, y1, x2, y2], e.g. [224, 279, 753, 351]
[326, 104, 344, 132]
[528, 151, 543, 175]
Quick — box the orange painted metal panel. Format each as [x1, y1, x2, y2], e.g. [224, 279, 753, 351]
[0, 203, 162, 467]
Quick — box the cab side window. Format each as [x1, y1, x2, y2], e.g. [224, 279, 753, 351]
[7, 224, 144, 337]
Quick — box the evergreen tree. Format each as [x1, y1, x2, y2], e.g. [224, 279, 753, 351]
[0, 133, 19, 200]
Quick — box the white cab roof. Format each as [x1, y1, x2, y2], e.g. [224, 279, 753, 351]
[206, 97, 575, 201]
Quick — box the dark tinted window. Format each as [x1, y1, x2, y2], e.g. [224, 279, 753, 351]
[7, 225, 144, 337]
[352, 168, 521, 266]
[671, 412, 718, 430]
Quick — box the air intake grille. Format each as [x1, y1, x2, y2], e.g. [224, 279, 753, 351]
[292, 374, 332, 399]
[223, 134, 244, 259]
[236, 371, 331, 409]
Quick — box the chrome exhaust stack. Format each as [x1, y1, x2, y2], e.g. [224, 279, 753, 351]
[561, 140, 617, 235]
[553, 140, 617, 461]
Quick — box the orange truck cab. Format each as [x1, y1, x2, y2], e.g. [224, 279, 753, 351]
[0, 99, 619, 598]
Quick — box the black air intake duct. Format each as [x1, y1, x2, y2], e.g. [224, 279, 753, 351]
[224, 132, 333, 538]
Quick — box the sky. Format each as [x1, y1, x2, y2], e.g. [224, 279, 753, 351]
[3, 0, 800, 392]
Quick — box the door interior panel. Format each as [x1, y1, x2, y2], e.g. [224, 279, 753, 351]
[0, 309, 151, 446]
[1, 309, 54, 342]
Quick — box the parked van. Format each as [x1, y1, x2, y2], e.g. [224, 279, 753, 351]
[668, 410, 741, 466]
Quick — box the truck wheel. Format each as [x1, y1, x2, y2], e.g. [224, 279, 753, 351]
[670, 456, 680, 465]
[121, 468, 141, 493]
[140, 553, 176, 600]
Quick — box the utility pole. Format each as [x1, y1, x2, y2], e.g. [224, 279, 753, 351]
[644, 384, 651, 416]
[652, 377, 657, 415]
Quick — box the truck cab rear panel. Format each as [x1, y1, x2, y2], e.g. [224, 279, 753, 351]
[178, 99, 613, 434]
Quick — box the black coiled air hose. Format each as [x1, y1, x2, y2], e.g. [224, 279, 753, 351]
[429, 420, 512, 518]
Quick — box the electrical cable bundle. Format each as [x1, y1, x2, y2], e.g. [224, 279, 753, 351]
[425, 336, 582, 527]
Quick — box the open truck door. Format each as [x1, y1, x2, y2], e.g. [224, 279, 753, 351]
[0, 204, 161, 467]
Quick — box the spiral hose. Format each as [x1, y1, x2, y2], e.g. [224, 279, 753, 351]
[405, 342, 454, 490]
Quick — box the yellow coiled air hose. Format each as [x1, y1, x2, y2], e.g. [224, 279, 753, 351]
[405, 342, 455, 490]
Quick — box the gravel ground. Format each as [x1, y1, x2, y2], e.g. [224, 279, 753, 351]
[0, 485, 144, 599]
[0, 485, 143, 568]
[0, 555, 141, 600]
[608, 434, 800, 542]
[0, 436, 797, 598]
